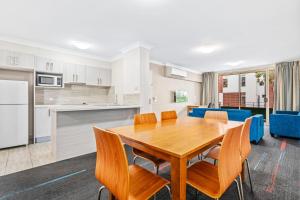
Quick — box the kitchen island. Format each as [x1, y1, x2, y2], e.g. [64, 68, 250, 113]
[49, 105, 140, 161]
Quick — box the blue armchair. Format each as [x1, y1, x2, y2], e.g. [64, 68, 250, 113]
[270, 111, 300, 139]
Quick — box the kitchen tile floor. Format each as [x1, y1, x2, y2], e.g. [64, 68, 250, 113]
[0, 142, 54, 176]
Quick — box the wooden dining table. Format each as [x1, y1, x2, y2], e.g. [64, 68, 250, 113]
[109, 116, 243, 200]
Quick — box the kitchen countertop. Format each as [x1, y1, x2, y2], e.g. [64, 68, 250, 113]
[34, 104, 140, 112]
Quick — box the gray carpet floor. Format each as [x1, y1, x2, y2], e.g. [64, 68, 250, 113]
[0, 126, 299, 200]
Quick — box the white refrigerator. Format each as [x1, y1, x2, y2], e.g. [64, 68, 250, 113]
[0, 80, 28, 148]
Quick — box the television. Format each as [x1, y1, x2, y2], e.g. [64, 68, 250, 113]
[174, 90, 188, 103]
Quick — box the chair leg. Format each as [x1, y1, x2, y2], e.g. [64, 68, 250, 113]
[187, 160, 191, 167]
[133, 155, 138, 164]
[166, 185, 172, 199]
[198, 154, 202, 160]
[195, 190, 198, 200]
[234, 179, 242, 200]
[155, 165, 160, 175]
[245, 158, 253, 192]
[238, 175, 245, 200]
[97, 186, 105, 200]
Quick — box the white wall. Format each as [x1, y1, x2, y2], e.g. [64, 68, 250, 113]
[241, 73, 257, 104]
[151, 63, 201, 119]
[223, 75, 239, 93]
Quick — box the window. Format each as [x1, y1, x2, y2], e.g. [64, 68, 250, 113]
[241, 93, 246, 107]
[241, 76, 246, 87]
[223, 79, 228, 88]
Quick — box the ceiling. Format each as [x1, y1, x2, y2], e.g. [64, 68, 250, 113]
[0, 0, 299, 72]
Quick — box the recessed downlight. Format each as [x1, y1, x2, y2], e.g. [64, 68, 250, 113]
[193, 45, 222, 54]
[71, 41, 91, 50]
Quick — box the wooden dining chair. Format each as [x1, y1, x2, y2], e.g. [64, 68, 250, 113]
[187, 125, 244, 200]
[133, 113, 167, 174]
[93, 127, 171, 200]
[205, 117, 253, 191]
[161, 110, 177, 120]
[204, 111, 229, 122]
[134, 112, 157, 125]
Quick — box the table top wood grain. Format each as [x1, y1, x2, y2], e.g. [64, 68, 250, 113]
[110, 117, 242, 158]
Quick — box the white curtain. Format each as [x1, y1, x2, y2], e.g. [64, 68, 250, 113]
[201, 72, 218, 107]
[274, 61, 300, 111]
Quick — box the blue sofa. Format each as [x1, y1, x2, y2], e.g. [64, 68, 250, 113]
[189, 108, 264, 143]
[270, 111, 300, 139]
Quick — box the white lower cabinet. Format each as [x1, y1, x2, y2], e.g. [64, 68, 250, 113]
[34, 107, 52, 143]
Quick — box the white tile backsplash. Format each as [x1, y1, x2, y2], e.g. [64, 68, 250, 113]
[35, 85, 115, 105]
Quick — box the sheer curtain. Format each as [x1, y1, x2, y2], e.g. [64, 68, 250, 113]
[274, 61, 300, 111]
[201, 72, 218, 107]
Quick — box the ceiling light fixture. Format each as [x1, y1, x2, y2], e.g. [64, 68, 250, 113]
[193, 45, 222, 54]
[225, 60, 245, 66]
[71, 41, 91, 50]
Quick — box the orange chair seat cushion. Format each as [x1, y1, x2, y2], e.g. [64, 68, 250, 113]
[129, 165, 169, 200]
[187, 161, 221, 198]
[133, 148, 166, 166]
[206, 146, 221, 160]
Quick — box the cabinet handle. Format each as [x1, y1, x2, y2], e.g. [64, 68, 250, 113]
[73, 74, 75, 82]
[8, 56, 11, 65]
[50, 63, 53, 71]
[76, 74, 78, 82]
[46, 62, 49, 71]
[97, 78, 99, 85]
[99, 78, 102, 85]
[14, 57, 19, 65]
[12, 57, 16, 65]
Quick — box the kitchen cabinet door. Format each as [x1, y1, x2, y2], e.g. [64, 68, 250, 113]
[0, 50, 34, 69]
[99, 68, 111, 86]
[35, 57, 62, 73]
[63, 63, 76, 83]
[75, 64, 86, 83]
[63, 63, 86, 84]
[86, 66, 100, 86]
[34, 107, 52, 142]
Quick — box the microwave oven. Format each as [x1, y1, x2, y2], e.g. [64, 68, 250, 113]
[36, 72, 63, 87]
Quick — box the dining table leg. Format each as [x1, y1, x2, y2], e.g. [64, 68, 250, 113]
[170, 156, 187, 200]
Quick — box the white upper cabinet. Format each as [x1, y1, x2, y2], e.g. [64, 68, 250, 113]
[63, 63, 86, 84]
[35, 56, 63, 73]
[0, 50, 34, 69]
[86, 66, 111, 86]
[123, 50, 140, 94]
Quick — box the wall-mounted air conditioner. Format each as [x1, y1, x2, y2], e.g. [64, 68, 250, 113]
[165, 64, 187, 78]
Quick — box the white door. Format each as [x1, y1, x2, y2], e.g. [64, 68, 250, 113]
[0, 50, 34, 69]
[75, 64, 86, 83]
[63, 63, 76, 83]
[86, 66, 99, 86]
[0, 80, 28, 104]
[35, 57, 63, 73]
[99, 68, 111, 86]
[35, 107, 52, 139]
[11, 52, 35, 69]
